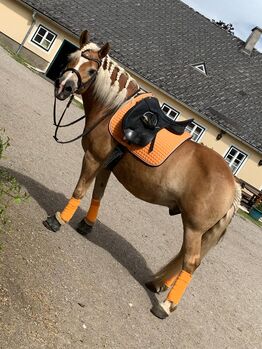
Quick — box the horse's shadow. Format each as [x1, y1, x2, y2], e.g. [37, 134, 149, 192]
[1, 166, 158, 306]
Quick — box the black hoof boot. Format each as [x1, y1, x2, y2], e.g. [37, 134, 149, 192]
[150, 303, 169, 320]
[76, 219, 93, 235]
[145, 280, 159, 293]
[43, 215, 61, 232]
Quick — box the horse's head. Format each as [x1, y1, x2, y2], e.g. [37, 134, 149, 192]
[55, 30, 110, 100]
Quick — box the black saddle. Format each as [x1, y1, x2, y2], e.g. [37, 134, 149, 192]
[122, 97, 193, 148]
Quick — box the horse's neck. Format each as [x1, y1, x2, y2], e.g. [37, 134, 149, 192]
[82, 56, 139, 122]
[81, 62, 139, 156]
[92, 55, 139, 110]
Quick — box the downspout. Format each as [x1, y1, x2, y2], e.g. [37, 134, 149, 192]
[16, 10, 37, 54]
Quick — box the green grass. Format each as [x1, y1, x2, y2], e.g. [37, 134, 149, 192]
[0, 40, 30, 67]
[237, 208, 262, 229]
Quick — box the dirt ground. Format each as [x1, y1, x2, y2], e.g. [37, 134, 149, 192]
[0, 46, 261, 349]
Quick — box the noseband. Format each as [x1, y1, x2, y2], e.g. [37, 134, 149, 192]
[53, 51, 102, 144]
[61, 51, 102, 94]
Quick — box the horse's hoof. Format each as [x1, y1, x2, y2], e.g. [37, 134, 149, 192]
[145, 281, 168, 294]
[145, 280, 159, 293]
[76, 219, 93, 235]
[150, 303, 169, 319]
[43, 215, 61, 232]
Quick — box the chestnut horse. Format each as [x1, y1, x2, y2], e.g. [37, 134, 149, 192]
[44, 31, 242, 319]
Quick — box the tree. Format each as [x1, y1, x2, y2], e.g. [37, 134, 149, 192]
[212, 20, 234, 35]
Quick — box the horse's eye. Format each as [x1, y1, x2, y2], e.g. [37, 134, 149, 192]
[89, 69, 96, 76]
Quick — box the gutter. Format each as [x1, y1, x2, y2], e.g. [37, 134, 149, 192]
[16, 10, 37, 54]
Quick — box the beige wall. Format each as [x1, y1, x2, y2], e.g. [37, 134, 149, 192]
[0, 0, 78, 66]
[0, 0, 31, 43]
[1, 0, 261, 189]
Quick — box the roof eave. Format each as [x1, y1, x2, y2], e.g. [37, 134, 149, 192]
[17, 0, 79, 39]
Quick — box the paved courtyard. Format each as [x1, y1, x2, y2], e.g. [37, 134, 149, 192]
[0, 46, 261, 349]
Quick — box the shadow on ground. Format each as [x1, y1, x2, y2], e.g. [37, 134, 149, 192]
[1, 166, 158, 307]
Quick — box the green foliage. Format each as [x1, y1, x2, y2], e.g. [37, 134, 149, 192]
[0, 129, 29, 228]
[254, 196, 262, 212]
[212, 20, 234, 35]
[238, 209, 262, 229]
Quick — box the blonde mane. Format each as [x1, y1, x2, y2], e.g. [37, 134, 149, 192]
[69, 42, 139, 108]
[94, 55, 138, 108]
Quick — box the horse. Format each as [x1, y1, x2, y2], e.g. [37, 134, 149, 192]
[43, 30, 242, 319]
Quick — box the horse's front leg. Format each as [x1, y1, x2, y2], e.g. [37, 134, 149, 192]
[76, 167, 111, 235]
[43, 152, 101, 232]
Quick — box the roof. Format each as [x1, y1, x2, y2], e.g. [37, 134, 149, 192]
[21, 0, 262, 153]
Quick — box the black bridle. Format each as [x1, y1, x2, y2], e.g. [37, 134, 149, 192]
[52, 50, 140, 144]
[53, 51, 106, 144]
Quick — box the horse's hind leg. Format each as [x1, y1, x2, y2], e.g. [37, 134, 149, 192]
[77, 168, 111, 235]
[145, 248, 184, 293]
[151, 205, 236, 319]
[151, 227, 203, 319]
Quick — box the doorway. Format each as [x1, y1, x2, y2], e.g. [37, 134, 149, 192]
[46, 40, 78, 81]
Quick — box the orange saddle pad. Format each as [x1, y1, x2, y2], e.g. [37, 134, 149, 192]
[109, 93, 191, 166]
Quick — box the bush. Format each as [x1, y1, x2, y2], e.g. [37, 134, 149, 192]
[254, 195, 262, 212]
[0, 129, 29, 227]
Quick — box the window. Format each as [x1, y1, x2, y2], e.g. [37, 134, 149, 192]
[31, 25, 56, 51]
[161, 103, 180, 121]
[185, 121, 205, 142]
[224, 146, 247, 174]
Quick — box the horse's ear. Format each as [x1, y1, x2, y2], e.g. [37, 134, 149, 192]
[98, 42, 110, 59]
[79, 30, 89, 49]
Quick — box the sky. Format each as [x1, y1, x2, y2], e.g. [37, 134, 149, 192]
[182, 0, 262, 52]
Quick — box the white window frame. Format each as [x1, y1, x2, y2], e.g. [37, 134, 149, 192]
[224, 146, 248, 175]
[185, 121, 205, 142]
[31, 25, 57, 51]
[161, 103, 180, 121]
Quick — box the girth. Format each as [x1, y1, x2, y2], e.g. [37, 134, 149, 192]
[122, 97, 193, 149]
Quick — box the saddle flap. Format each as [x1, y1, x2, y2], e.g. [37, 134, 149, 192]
[122, 97, 193, 146]
[109, 93, 192, 167]
[167, 118, 194, 135]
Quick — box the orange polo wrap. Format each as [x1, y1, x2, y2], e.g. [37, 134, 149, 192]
[166, 270, 192, 305]
[164, 273, 179, 288]
[85, 198, 100, 224]
[60, 197, 81, 223]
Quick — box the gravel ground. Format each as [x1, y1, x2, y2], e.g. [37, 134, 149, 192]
[0, 45, 262, 349]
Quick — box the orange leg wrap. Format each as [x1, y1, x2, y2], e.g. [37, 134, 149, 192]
[164, 273, 179, 288]
[166, 270, 192, 305]
[60, 197, 81, 223]
[85, 198, 100, 224]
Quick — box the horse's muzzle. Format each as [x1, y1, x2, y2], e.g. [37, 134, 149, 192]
[54, 78, 75, 100]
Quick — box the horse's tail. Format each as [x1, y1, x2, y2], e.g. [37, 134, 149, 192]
[201, 181, 242, 256]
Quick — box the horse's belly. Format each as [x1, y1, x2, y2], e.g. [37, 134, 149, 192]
[112, 154, 176, 206]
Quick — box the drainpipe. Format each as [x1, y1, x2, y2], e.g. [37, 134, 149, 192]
[16, 10, 37, 54]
